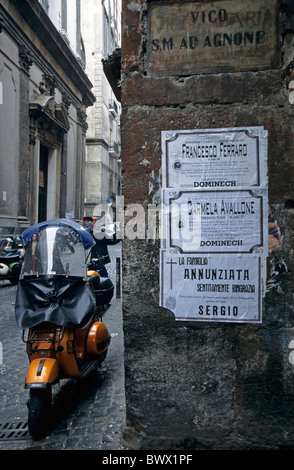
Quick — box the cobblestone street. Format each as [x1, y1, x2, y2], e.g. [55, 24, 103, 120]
[0, 243, 126, 450]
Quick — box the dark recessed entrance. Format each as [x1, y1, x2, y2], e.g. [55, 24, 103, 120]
[38, 144, 48, 222]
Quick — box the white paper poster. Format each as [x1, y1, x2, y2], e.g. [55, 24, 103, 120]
[162, 127, 268, 189]
[160, 250, 264, 323]
[162, 188, 268, 255]
[159, 127, 268, 323]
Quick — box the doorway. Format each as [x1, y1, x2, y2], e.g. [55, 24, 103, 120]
[38, 145, 48, 222]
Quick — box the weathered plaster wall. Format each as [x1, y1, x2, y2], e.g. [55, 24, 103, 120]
[121, 0, 294, 449]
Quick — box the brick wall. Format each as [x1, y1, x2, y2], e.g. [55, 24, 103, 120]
[121, 0, 294, 449]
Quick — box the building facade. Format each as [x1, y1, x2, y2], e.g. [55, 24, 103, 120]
[0, 0, 95, 235]
[81, 0, 121, 220]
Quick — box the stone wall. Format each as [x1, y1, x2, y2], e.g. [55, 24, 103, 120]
[121, 0, 294, 449]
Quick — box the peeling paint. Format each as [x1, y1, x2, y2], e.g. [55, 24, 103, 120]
[140, 158, 150, 166]
[149, 170, 161, 205]
[127, 2, 141, 12]
[268, 219, 281, 252]
[289, 340, 294, 364]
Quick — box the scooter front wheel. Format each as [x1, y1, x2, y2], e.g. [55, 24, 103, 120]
[28, 388, 52, 439]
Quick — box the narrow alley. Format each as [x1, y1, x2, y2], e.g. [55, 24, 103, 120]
[0, 243, 125, 450]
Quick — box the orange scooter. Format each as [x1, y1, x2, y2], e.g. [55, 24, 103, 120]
[15, 219, 111, 438]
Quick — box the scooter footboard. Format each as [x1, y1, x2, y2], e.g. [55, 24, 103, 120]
[25, 358, 60, 389]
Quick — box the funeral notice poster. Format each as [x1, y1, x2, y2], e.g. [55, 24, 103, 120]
[160, 251, 264, 323]
[162, 188, 268, 255]
[161, 127, 268, 189]
[159, 126, 268, 324]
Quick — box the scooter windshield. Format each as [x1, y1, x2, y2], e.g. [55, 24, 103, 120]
[16, 225, 96, 329]
[20, 226, 87, 278]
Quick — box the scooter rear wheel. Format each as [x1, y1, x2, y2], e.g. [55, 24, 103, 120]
[28, 388, 52, 439]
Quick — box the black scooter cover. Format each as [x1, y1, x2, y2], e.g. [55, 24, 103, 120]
[15, 276, 96, 329]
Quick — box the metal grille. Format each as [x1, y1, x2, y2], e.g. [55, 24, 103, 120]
[0, 420, 30, 441]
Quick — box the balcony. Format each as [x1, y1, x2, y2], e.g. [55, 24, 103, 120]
[109, 101, 118, 118]
[108, 141, 120, 157]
